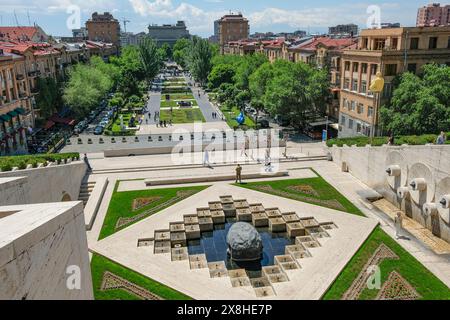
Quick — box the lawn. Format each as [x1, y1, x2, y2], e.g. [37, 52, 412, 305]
[161, 93, 196, 101]
[160, 108, 206, 124]
[91, 253, 192, 300]
[223, 106, 256, 130]
[98, 182, 208, 239]
[323, 227, 450, 300]
[160, 99, 198, 108]
[236, 175, 363, 216]
[236, 174, 450, 300]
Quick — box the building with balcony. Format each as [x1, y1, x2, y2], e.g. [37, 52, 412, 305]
[338, 26, 450, 138]
[417, 3, 450, 27]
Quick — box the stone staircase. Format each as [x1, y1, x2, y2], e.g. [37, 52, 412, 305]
[78, 181, 96, 207]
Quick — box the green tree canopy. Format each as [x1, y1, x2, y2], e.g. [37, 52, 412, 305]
[187, 37, 213, 86]
[380, 64, 450, 135]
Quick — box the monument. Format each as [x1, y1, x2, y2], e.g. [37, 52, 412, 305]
[226, 222, 263, 262]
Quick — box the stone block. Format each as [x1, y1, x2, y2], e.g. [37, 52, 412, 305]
[282, 212, 300, 223]
[269, 217, 286, 232]
[171, 247, 188, 261]
[285, 244, 311, 259]
[287, 222, 306, 238]
[189, 254, 207, 269]
[250, 203, 265, 214]
[299, 217, 320, 228]
[265, 208, 282, 218]
[234, 199, 249, 209]
[185, 224, 201, 240]
[169, 222, 185, 233]
[222, 202, 236, 217]
[237, 208, 252, 222]
[252, 212, 269, 227]
[170, 232, 187, 247]
[208, 201, 222, 211]
[306, 226, 330, 238]
[198, 217, 214, 232]
[197, 208, 211, 218]
[154, 229, 170, 241]
[211, 210, 226, 224]
[184, 214, 199, 225]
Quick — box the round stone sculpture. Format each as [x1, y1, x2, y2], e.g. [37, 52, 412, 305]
[226, 222, 263, 262]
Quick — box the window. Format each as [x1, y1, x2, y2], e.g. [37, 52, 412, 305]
[348, 119, 354, 129]
[361, 80, 367, 93]
[375, 39, 386, 50]
[391, 38, 398, 49]
[407, 63, 417, 73]
[340, 115, 346, 126]
[370, 64, 378, 75]
[429, 37, 438, 49]
[385, 64, 397, 76]
[344, 78, 350, 89]
[356, 123, 362, 133]
[361, 63, 368, 74]
[344, 61, 350, 71]
[352, 80, 358, 91]
[352, 63, 359, 72]
[342, 98, 347, 109]
[357, 104, 364, 114]
[410, 37, 419, 49]
[368, 106, 374, 118]
[351, 101, 356, 111]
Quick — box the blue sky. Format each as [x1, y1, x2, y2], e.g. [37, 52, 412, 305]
[0, 0, 432, 37]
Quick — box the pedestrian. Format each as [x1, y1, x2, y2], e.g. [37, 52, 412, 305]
[264, 148, 272, 172]
[145, 119, 148, 124]
[436, 131, 446, 145]
[203, 149, 210, 167]
[387, 132, 395, 146]
[163, 120, 167, 127]
[394, 211, 404, 239]
[83, 153, 92, 172]
[235, 164, 242, 184]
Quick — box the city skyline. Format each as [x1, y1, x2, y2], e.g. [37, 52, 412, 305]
[0, 0, 437, 37]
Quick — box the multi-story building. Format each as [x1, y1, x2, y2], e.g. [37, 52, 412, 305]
[417, 3, 450, 27]
[0, 49, 32, 155]
[338, 26, 450, 138]
[120, 32, 147, 47]
[72, 27, 88, 39]
[329, 24, 359, 36]
[86, 12, 120, 52]
[147, 21, 190, 46]
[217, 13, 249, 53]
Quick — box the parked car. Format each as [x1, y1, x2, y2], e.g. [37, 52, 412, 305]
[94, 126, 104, 135]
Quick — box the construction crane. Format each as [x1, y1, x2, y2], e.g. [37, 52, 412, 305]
[121, 18, 130, 33]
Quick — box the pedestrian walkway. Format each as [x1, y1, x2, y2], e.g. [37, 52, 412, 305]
[185, 75, 222, 122]
[145, 90, 161, 125]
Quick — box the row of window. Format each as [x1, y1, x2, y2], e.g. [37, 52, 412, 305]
[342, 98, 374, 117]
[340, 115, 371, 135]
[344, 62, 378, 74]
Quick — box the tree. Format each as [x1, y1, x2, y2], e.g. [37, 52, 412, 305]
[35, 77, 61, 119]
[187, 37, 213, 86]
[207, 64, 235, 89]
[138, 37, 163, 82]
[173, 38, 191, 68]
[380, 64, 450, 135]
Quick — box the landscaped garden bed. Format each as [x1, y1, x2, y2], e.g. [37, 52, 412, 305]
[159, 108, 205, 124]
[0, 153, 80, 172]
[326, 132, 450, 147]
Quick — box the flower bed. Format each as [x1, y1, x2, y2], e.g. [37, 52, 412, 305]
[0, 152, 80, 172]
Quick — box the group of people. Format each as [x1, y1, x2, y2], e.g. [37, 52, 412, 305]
[211, 112, 220, 119]
[157, 119, 172, 128]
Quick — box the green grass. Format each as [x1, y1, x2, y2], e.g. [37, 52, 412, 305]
[91, 253, 192, 300]
[98, 182, 208, 239]
[326, 132, 450, 147]
[222, 106, 256, 130]
[160, 99, 198, 108]
[236, 175, 363, 216]
[323, 227, 450, 300]
[161, 93, 195, 101]
[160, 108, 206, 124]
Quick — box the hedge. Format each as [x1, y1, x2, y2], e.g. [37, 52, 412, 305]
[326, 132, 450, 148]
[0, 153, 80, 172]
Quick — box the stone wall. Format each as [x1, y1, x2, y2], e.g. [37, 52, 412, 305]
[329, 144, 450, 242]
[0, 177, 28, 206]
[0, 161, 87, 205]
[0, 201, 93, 300]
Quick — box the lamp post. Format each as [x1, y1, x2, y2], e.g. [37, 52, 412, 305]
[369, 72, 385, 144]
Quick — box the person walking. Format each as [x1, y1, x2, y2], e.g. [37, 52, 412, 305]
[387, 132, 395, 146]
[394, 211, 404, 239]
[83, 153, 92, 172]
[203, 149, 210, 167]
[436, 131, 446, 145]
[235, 164, 242, 184]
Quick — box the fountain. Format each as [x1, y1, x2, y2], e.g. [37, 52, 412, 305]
[226, 222, 263, 262]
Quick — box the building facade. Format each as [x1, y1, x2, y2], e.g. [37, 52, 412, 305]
[86, 12, 120, 51]
[329, 24, 359, 36]
[338, 26, 450, 138]
[417, 3, 450, 27]
[218, 13, 249, 53]
[147, 21, 190, 46]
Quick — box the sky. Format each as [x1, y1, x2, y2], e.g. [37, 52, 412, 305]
[0, 0, 435, 37]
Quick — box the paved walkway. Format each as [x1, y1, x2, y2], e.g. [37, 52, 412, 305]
[144, 90, 161, 125]
[186, 75, 222, 122]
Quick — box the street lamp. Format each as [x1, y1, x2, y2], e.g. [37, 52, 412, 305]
[369, 71, 385, 144]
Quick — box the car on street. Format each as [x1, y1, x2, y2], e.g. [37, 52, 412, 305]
[94, 126, 104, 135]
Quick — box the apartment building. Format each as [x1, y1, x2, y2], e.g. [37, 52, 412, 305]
[147, 21, 190, 46]
[218, 13, 249, 53]
[417, 3, 450, 27]
[338, 26, 450, 138]
[86, 12, 120, 52]
[0, 50, 32, 155]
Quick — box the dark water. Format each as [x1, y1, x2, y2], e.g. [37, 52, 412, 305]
[187, 218, 294, 278]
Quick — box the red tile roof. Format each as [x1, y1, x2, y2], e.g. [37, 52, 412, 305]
[0, 27, 40, 42]
[297, 37, 357, 51]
